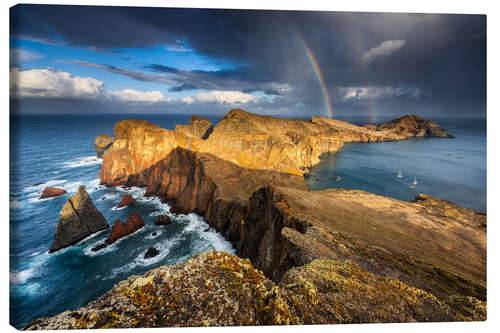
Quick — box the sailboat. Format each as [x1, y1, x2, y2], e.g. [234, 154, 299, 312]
[413, 177, 418, 185]
[397, 171, 403, 178]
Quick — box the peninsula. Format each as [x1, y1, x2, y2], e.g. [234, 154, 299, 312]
[28, 109, 485, 328]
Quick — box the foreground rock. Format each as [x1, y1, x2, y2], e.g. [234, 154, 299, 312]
[49, 186, 108, 253]
[39, 187, 67, 199]
[27, 250, 485, 329]
[94, 133, 115, 158]
[154, 215, 172, 226]
[117, 194, 135, 208]
[91, 212, 145, 252]
[144, 247, 159, 259]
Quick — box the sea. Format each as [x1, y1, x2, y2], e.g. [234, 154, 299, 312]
[9, 113, 486, 328]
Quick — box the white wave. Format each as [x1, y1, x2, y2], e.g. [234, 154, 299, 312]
[53, 171, 60, 174]
[75, 229, 107, 246]
[145, 230, 162, 239]
[10, 269, 34, 285]
[106, 235, 183, 280]
[111, 205, 127, 211]
[183, 213, 235, 254]
[63, 156, 102, 169]
[24, 179, 67, 193]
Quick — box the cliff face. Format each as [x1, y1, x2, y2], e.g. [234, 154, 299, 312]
[94, 133, 115, 158]
[97, 110, 484, 303]
[26, 250, 483, 330]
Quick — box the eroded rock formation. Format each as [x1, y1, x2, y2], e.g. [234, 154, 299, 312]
[31, 109, 486, 327]
[39, 187, 67, 199]
[174, 115, 212, 139]
[49, 186, 108, 253]
[26, 250, 485, 330]
[91, 212, 145, 252]
[94, 133, 115, 158]
[117, 194, 135, 208]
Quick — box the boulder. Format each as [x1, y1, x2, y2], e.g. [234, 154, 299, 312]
[94, 133, 115, 158]
[144, 247, 160, 259]
[91, 212, 145, 251]
[117, 194, 136, 208]
[154, 215, 172, 226]
[49, 186, 108, 253]
[39, 187, 67, 199]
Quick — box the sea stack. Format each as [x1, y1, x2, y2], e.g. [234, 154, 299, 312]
[117, 194, 136, 208]
[49, 185, 108, 253]
[94, 133, 115, 158]
[39, 187, 67, 199]
[91, 212, 145, 251]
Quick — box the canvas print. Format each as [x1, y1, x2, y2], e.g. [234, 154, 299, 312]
[9, 4, 486, 329]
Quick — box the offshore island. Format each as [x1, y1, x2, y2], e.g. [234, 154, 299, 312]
[26, 109, 486, 329]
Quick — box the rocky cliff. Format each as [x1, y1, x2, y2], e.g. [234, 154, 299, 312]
[29, 109, 485, 328]
[25, 250, 485, 330]
[94, 133, 115, 158]
[96, 110, 485, 300]
[49, 186, 108, 253]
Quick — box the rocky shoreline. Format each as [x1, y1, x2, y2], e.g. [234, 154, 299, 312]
[32, 109, 485, 328]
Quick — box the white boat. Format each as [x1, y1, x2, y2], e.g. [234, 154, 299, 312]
[397, 171, 403, 178]
[456, 153, 463, 159]
[413, 177, 418, 185]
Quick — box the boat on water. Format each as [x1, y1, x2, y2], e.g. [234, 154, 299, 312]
[413, 177, 418, 185]
[456, 153, 463, 159]
[329, 176, 342, 181]
[397, 171, 403, 178]
[444, 152, 453, 156]
[409, 185, 415, 190]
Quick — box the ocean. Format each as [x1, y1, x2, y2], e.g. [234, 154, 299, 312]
[9, 113, 486, 328]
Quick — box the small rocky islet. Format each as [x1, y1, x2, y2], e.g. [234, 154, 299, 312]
[36, 109, 486, 328]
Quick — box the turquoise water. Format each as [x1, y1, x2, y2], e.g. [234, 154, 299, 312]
[306, 118, 486, 213]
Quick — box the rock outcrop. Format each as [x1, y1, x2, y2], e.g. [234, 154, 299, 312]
[175, 115, 212, 139]
[371, 114, 455, 138]
[39, 187, 67, 199]
[96, 109, 485, 302]
[24, 250, 484, 330]
[49, 186, 108, 253]
[94, 133, 115, 158]
[31, 109, 486, 327]
[154, 215, 172, 226]
[91, 212, 145, 252]
[117, 194, 135, 208]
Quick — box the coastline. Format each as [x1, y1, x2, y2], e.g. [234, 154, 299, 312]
[24, 109, 486, 328]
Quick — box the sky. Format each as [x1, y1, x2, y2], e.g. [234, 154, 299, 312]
[9, 5, 486, 120]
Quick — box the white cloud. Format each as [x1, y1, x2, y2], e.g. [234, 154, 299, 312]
[362, 39, 406, 63]
[265, 82, 293, 94]
[339, 86, 420, 101]
[10, 67, 104, 98]
[10, 48, 44, 65]
[184, 90, 256, 104]
[10, 68, 168, 103]
[106, 89, 167, 103]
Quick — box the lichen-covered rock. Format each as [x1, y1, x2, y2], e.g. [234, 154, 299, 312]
[49, 186, 108, 253]
[39, 187, 67, 199]
[25, 250, 478, 330]
[117, 194, 135, 208]
[94, 133, 115, 158]
[279, 259, 457, 323]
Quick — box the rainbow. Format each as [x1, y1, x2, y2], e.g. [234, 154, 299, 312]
[293, 28, 333, 119]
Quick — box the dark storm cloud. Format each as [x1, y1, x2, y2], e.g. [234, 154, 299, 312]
[11, 5, 486, 117]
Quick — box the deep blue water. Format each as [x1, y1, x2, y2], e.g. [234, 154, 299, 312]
[9, 114, 232, 329]
[305, 117, 486, 213]
[9, 113, 486, 328]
